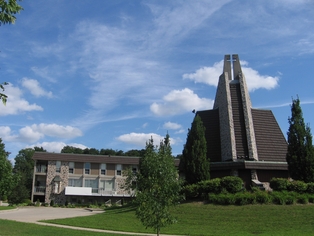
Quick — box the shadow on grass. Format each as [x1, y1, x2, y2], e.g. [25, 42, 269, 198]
[105, 204, 137, 214]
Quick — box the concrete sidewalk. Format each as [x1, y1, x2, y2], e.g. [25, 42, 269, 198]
[0, 207, 173, 236]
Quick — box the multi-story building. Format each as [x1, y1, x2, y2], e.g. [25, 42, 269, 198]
[31, 152, 140, 204]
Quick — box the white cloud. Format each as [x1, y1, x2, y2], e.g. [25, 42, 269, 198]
[0, 126, 18, 142]
[116, 132, 177, 147]
[150, 88, 213, 116]
[175, 129, 185, 134]
[0, 85, 43, 116]
[21, 78, 53, 98]
[183, 61, 223, 86]
[0, 123, 83, 143]
[28, 142, 88, 153]
[183, 60, 279, 92]
[163, 121, 182, 130]
[19, 126, 45, 143]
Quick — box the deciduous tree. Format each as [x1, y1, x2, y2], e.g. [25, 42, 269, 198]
[181, 114, 210, 184]
[0, 138, 14, 201]
[134, 134, 181, 236]
[0, 0, 23, 25]
[286, 97, 314, 182]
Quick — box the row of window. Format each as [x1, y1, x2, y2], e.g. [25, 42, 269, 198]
[55, 161, 137, 176]
[68, 178, 115, 191]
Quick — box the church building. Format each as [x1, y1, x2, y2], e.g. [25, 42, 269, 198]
[196, 54, 288, 188]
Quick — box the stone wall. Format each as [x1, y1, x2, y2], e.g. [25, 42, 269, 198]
[239, 74, 258, 160]
[214, 72, 237, 161]
[45, 161, 69, 204]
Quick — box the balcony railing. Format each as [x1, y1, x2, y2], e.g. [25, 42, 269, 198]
[34, 186, 46, 193]
[36, 166, 47, 173]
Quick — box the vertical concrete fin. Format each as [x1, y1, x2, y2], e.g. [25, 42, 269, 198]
[232, 54, 242, 80]
[223, 54, 232, 80]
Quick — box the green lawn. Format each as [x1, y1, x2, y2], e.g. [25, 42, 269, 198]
[0, 219, 138, 236]
[44, 202, 314, 236]
[0, 205, 16, 211]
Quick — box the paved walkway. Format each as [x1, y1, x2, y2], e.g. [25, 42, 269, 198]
[0, 207, 174, 236]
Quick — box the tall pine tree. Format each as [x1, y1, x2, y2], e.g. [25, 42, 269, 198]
[181, 114, 210, 184]
[286, 97, 314, 182]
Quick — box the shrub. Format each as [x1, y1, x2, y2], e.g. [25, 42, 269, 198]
[288, 180, 307, 193]
[270, 191, 286, 205]
[183, 184, 199, 199]
[23, 199, 32, 205]
[306, 183, 314, 194]
[296, 194, 308, 204]
[50, 200, 54, 206]
[234, 192, 256, 205]
[199, 178, 222, 194]
[270, 178, 290, 191]
[35, 199, 41, 207]
[221, 176, 243, 193]
[308, 194, 314, 203]
[254, 191, 271, 204]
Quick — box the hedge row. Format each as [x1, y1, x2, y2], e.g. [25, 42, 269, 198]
[208, 191, 314, 205]
[183, 176, 244, 199]
[270, 178, 314, 193]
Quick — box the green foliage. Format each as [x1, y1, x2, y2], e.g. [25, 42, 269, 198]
[270, 178, 290, 191]
[254, 191, 271, 204]
[0, 139, 15, 200]
[286, 97, 314, 182]
[198, 178, 222, 194]
[306, 183, 314, 193]
[135, 134, 182, 235]
[234, 192, 256, 205]
[0, 0, 23, 25]
[181, 114, 210, 184]
[182, 184, 199, 200]
[288, 180, 308, 193]
[0, 82, 8, 105]
[220, 176, 243, 193]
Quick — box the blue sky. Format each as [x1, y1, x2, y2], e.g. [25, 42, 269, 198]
[1, 0, 314, 161]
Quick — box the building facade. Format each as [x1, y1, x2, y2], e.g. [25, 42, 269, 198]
[31, 152, 139, 204]
[196, 54, 289, 188]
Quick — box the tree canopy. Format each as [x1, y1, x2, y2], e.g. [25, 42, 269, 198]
[181, 114, 210, 184]
[134, 135, 182, 236]
[286, 97, 314, 182]
[0, 0, 23, 25]
[0, 138, 14, 200]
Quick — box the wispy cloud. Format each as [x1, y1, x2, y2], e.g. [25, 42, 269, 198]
[21, 78, 53, 98]
[163, 121, 182, 130]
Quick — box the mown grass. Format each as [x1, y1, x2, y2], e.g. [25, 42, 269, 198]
[0, 205, 16, 211]
[44, 202, 314, 235]
[0, 219, 138, 236]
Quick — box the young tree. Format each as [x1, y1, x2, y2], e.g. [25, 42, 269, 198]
[135, 134, 182, 236]
[0, 139, 14, 201]
[181, 114, 210, 184]
[286, 97, 314, 182]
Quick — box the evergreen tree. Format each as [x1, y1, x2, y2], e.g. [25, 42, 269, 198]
[286, 97, 314, 182]
[181, 114, 210, 184]
[135, 134, 182, 236]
